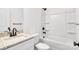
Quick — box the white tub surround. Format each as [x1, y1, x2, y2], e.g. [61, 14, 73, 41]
[42, 8, 78, 49]
[76, 9, 79, 42]
[0, 33, 38, 50]
[43, 38, 79, 50]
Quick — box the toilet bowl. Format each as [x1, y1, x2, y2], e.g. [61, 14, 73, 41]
[35, 42, 50, 50]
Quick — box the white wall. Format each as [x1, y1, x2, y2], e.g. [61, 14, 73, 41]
[10, 8, 24, 32]
[23, 8, 42, 43]
[0, 8, 10, 32]
[0, 8, 42, 35]
[23, 8, 42, 34]
[0, 8, 24, 32]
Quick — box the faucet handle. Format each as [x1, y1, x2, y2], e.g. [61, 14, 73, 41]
[73, 42, 79, 47]
[8, 27, 11, 31]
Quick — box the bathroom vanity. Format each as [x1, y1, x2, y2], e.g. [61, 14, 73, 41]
[0, 33, 38, 50]
[7, 38, 34, 50]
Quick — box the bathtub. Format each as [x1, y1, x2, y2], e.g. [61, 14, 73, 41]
[43, 36, 79, 50]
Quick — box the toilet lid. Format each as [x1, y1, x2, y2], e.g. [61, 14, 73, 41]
[36, 43, 50, 49]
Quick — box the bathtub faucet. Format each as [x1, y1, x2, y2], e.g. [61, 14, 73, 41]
[73, 42, 79, 47]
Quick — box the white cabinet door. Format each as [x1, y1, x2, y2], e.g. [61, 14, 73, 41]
[7, 38, 34, 50]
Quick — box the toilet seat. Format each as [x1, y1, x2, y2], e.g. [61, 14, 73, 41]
[35, 42, 50, 50]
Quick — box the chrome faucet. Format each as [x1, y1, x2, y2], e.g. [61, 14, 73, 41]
[12, 28, 17, 36]
[8, 27, 17, 37]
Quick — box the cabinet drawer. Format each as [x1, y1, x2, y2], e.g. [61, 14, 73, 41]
[7, 39, 34, 50]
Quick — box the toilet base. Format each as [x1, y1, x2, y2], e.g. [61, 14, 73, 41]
[35, 42, 50, 50]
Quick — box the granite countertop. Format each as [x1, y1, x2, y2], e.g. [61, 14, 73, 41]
[0, 33, 38, 50]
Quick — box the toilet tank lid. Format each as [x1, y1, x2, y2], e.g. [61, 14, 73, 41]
[36, 43, 50, 49]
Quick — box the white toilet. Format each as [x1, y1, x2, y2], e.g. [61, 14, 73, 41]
[35, 42, 50, 50]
